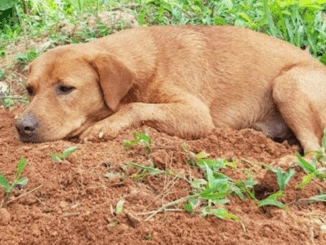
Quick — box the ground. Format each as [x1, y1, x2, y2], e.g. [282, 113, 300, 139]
[1, 107, 326, 245]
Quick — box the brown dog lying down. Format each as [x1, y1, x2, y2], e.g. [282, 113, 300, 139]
[15, 25, 326, 152]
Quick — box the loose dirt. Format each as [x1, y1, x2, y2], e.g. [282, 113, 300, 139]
[1, 108, 326, 245]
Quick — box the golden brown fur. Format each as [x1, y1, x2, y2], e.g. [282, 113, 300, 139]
[16, 25, 326, 152]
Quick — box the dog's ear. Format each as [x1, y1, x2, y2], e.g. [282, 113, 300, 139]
[90, 54, 134, 111]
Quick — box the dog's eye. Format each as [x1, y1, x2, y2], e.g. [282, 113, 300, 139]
[56, 85, 75, 95]
[26, 86, 33, 96]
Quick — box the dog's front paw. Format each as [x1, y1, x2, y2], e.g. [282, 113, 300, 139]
[79, 122, 120, 142]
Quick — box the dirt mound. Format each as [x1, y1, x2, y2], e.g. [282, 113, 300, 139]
[0, 108, 326, 244]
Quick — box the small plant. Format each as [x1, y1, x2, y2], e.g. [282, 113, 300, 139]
[0, 69, 5, 78]
[0, 157, 28, 207]
[183, 162, 241, 221]
[295, 129, 326, 189]
[50, 146, 78, 162]
[128, 162, 170, 179]
[234, 171, 258, 201]
[15, 48, 40, 66]
[123, 131, 152, 154]
[258, 167, 295, 209]
[115, 198, 125, 215]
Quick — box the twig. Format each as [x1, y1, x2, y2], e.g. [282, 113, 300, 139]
[137, 208, 184, 215]
[240, 220, 247, 233]
[111, 3, 140, 11]
[142, 170, 184, 212]
[6, 184, 43, 205]
[63, 212, 80, 217]
[0, 96, 28, 100]
[144, 195, 195, 221]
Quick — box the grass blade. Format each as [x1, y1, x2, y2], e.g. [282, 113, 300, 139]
[307, 194, 326, 202]
[16, 157, 26, 178]
[258, 199, 287, 209]
[295, 153, 316, 173]
[16, 177, 28, 186]
[116, 199, 125, 215]
[0, 173, 10, 192]
[276, 167, 295, 190]
[61, 146, 78, 159]
[202, 208, 239, 221]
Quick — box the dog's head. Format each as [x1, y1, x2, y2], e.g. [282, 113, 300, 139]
[15, 45, 134, 142]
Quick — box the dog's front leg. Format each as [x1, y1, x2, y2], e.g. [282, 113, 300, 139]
[79, 96, 215, 141]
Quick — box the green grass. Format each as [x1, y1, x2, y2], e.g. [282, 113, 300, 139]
[1, 0, 325, 109]
[1, 1, 325, 57]
[123, 129, 326, 221]
[0, 157, 29, 207]
[50, 146, 79, 162]
[123, 131, 152, 154]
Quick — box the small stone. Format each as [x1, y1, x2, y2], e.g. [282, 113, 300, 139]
[99, 131, 104, 139]
[60, 200, 68, 209]
[0, 208, 11, 225]
[320, 224, 326, 232]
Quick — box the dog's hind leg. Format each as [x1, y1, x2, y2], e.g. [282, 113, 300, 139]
[272, 66, 326, 152]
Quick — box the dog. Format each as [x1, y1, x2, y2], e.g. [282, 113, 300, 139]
[15, 25, 326, 153]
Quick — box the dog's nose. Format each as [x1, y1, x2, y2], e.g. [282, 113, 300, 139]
[15, 114, 40, 142]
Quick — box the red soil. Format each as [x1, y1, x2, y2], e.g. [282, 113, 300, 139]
[0, 108, 326, 245]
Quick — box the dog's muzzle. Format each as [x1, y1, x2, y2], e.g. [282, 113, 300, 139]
[15, 113, 40, 142]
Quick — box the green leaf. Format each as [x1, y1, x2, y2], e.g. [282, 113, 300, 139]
[0, 0, 15, 11]
[198, 158, 225, 171]
[307, 194, 326, 202]
[295, 153, 316, 174]
[191, 178, 207, 190]
[320, 53, 326, 66]
[202, 207, 239, 221]
[204, 164, 215, 188]
[244, 175, 257, 189]
[61, 146, 78, 159]
[16, 177, 28, 186]
[134, 131, 152, 145]
[108, 220, 119, 227]
[50, 153, 62, 162]
[296, 173, 316, 189]
[200, 187, 229, 200]
[258, 199, 287, 209]
[195, 152, 210, 160]
[276, 167, 295, 190]
[183, 198, 198, 214]
[229, 184, 244, 200]
[0, 172, 10, 192]
[115, 199, 125, 215]
[123, 139, 139, 147]
[211, 199, 230, 205]
[104, 172, 123, 179]
[16, 157, 26, 178]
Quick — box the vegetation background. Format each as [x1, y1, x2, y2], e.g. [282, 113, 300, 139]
[0, 0, 326, 106]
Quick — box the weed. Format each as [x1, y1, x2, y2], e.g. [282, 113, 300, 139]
[15, 48, 40, 66]
[128, 162, 172, 179]
[50, 146, 78, 162]
[295, 129, 326, 189]
[182, 162, 241, 220]
[115, 198, 125, 215]
[0, 158, 28, 207]
[144, 235, 152, 241]
[123, 131, 152, 154]
[257, 167, 295, 209]
[307, 193, 326, 203]
[234, 171, 257, 201]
